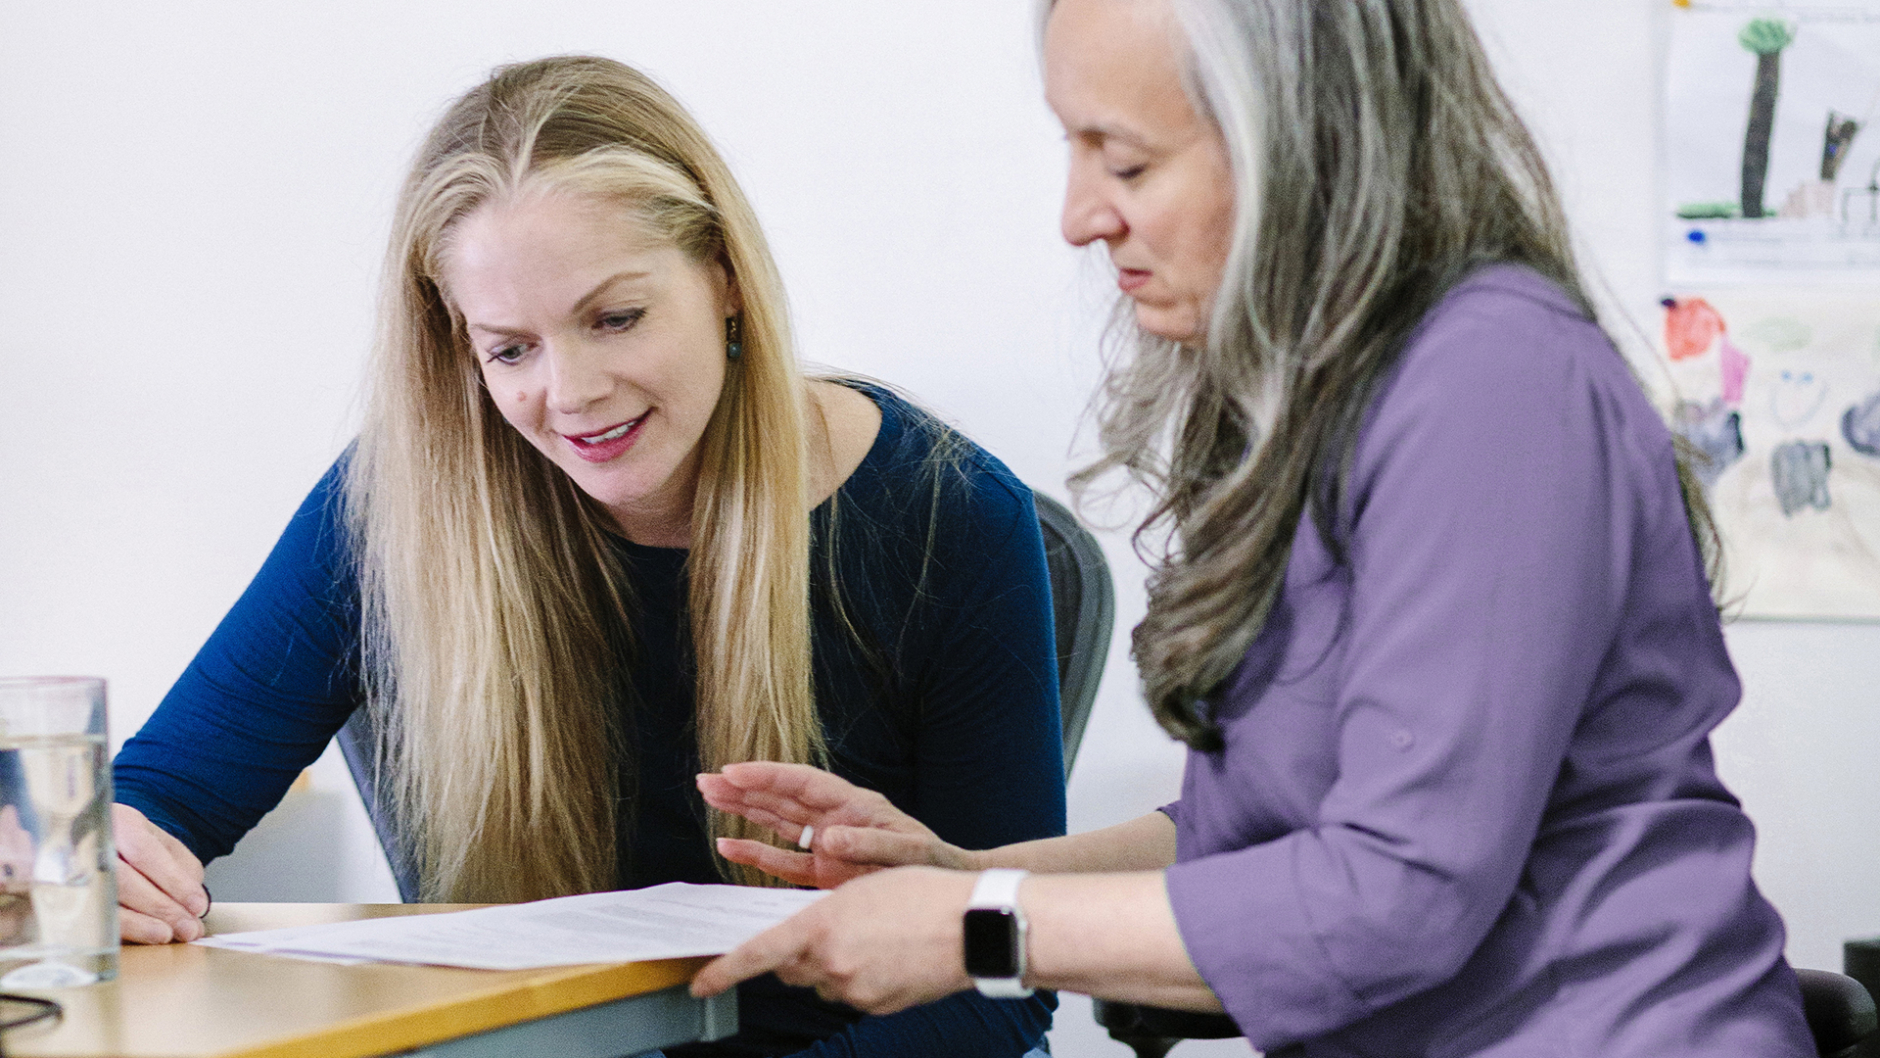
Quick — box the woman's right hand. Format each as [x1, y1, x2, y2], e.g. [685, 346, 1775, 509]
[113, 803, 208, 944]
[697, 762, 975, 889]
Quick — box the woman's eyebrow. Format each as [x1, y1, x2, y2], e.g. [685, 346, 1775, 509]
[466, 318, 526, 338]
[462, 270, 656, 337]
[569, 270, 654, 316]
[1072, 122, 1155, 150]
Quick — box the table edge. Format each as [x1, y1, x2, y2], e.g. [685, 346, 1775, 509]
[219, 956, 709, 1058]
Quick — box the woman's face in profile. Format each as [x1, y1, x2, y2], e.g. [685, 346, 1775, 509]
[1045, 0, 1235, 344]
[443, 189, 736, 543]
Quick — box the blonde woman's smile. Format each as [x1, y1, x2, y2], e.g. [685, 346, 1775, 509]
[563, 413, 649, 463]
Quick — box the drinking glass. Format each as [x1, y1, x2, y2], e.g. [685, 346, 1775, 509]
[0, 677, 118, 987]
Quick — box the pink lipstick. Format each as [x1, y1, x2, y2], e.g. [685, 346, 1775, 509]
[562, 414, 646, 464]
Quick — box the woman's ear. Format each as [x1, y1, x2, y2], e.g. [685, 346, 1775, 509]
[718, 255, 743, 318]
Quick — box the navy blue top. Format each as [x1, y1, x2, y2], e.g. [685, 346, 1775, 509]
[115, 385, 1066, 1058]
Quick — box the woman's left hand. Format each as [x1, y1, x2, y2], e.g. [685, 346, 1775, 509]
[699, 762, 974, 889]
[690, 866, 976, 1014]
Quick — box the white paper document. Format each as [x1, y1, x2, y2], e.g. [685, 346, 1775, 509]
[195, 882, 827, 970]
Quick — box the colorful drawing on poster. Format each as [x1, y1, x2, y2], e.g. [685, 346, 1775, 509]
[1666, 1, 1880, 282]
[1848, 389, 1880, 453]
[1659, 289, 1880, 619]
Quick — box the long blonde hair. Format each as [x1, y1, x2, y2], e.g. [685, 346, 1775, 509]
[347, 55, 822, 901]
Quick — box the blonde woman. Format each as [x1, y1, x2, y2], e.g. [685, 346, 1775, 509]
[109, 56, 1064, 1058]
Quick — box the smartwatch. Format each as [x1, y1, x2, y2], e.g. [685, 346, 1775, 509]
[963, 868, 1033, 999]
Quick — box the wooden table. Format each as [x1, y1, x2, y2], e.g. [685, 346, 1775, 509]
[4, 904, 736, 1058]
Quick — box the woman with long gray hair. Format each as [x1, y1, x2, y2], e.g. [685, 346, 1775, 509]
[109, 55, 1064, 1058]
[691, 1, 1816, 1054]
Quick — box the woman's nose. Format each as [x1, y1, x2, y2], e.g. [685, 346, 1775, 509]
[544, 344, 611, 414]
[1061, 164, 1125, 248]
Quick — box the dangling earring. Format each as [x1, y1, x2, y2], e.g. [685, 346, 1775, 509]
[725, 315, 743, 360]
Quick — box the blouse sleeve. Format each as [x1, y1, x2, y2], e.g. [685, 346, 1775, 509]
[112, 459, 363, 862]
[1163, 289, 1679, 1047]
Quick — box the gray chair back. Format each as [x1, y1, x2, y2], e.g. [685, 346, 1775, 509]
[1033, 492, 1116, 775]
[334, 709, 418, 902]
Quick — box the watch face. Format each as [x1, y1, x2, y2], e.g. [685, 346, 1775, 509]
[963, 908, 1021, 978]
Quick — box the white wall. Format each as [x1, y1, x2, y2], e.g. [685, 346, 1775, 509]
[1, 2, 1874, 1056]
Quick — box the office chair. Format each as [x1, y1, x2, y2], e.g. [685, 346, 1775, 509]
[1831, 938, 1880, 1058]
[337, 493, 1120, 902]
[334, 706, 419, 902]
[1033, 492, 1116, 776]
[1094, 963, 1877, 1057]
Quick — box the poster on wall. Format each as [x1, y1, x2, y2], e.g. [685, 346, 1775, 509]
[1665, 0, 1880, 283]
[1656, 290, 1880, 619]
[1663, 1, 1880, 620]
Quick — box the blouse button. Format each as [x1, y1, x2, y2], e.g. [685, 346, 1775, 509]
[1389, 729, 1414, 750]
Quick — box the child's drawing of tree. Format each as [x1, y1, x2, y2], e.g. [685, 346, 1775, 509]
[1739, 18, 1796, 219]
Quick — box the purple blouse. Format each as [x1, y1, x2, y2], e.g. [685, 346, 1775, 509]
[1162, 268, 1813, 1057]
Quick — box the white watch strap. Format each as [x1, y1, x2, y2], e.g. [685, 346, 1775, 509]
[967, 869, 1032, 998]
[975, 972, 1034, 999]
[969, 868, 1030, 910]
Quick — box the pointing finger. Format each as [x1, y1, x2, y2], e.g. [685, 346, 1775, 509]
[691, 920, 809, 998]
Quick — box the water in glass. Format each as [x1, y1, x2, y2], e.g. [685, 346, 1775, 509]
[0, 678, 118, 987]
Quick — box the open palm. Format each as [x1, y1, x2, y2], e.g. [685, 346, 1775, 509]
[697, 762, 971, 889]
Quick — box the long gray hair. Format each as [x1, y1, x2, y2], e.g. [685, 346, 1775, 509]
[1067, 0, 1721, 749]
